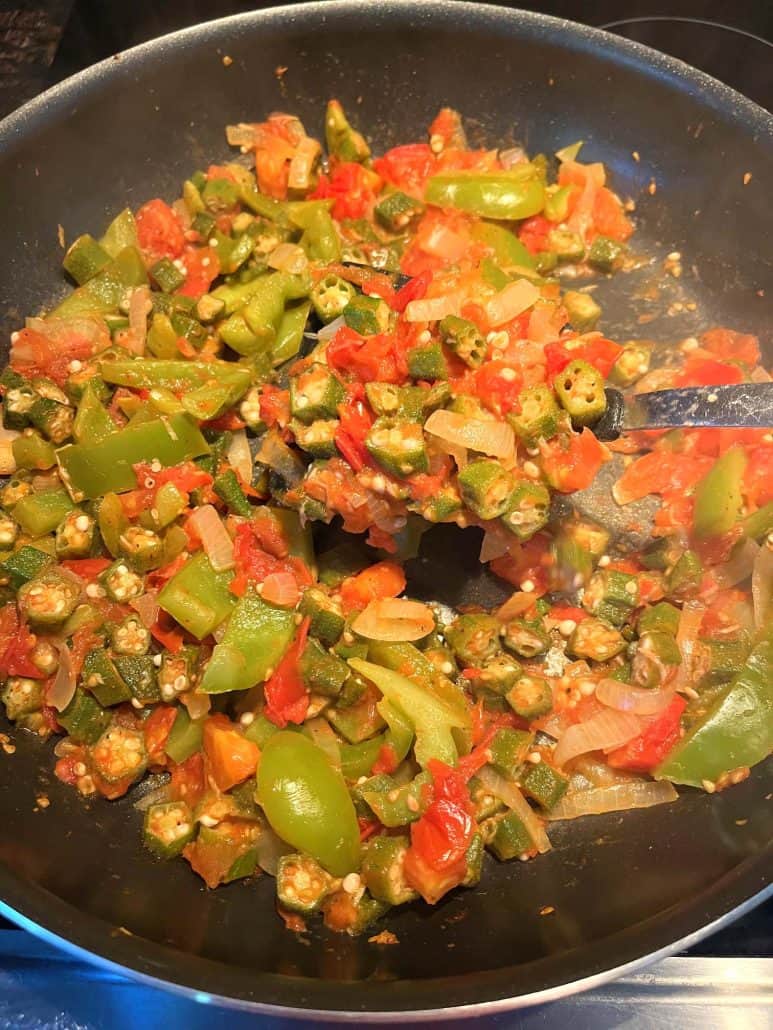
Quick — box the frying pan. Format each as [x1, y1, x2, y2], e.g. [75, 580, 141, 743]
[0, 1, 770, 1018]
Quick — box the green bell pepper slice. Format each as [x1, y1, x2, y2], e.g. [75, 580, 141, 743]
[693, 445, 746, 538]
[56, 413, 209, 500]
[655, 631, 773, 788]
[99, 208, 138, 257]
[425, 169, 545, 220]
[73, 381, 116, 446]
[469, 222, 535, 270]
[200, 591, 295, 693]
[257, 730, 361, 877]
[50, 246, 147, 319]
[12, 431, 57, 471]
[12, 489, 74, 536]
[272, 300, 311, 366]
[157, 552, 236, 640]
[165, 707, 205, 764]
[349, 658, 468, 768]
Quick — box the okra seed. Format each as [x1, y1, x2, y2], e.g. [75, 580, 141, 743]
[75, 762, 87, 776]
[527, 752, 542, 764]
[161, 685, 175, 701]
[579, 679, 596, 696]
[522, 461, 540, 479]
[520, 579, 535, 593]
[558, 619, 577, 637]
[342, 873, 361, 894]
[152, 654, 163, 667]
[598, 555, 611, 567]
[387, 789, 400, 803]
[417, 330, 432, 345]
[69, 359, 83, 373]
[701, 779, 716, 794]
[130, 698, 143, 709]
[240, 712, 255, 726]
[200, 814, 219, 828]
[624, 581, 638, 595]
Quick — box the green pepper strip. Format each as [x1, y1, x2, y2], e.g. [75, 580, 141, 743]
[157, 552, 236, 640]
[101, 359, 251, 393]
[12, 489, 75, 536]
[73, 381, 116, 446]
[655, 629, 773, 788]
[257, 730, 361, 877]
[693, 445, 747, 538]
[272, 301, 311, 366]
[200, 591, 296, 693]
[50, 246, 147, 319]
[425, 169, 545, 220]
[340, 699, 414, 780]
[349, 658, 468, 768]
[469, 222, 535, 271]
[56, 413, 209, 500]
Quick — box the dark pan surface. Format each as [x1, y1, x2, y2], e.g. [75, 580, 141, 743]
[0, 1, 771, 1016]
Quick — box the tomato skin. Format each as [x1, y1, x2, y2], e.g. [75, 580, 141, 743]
[334, 399, 374, 473]
[59, 557, 111, 581]
[372, 743, 399, 775]
[591, 186, 634, 241]
[518, 215, 552, 254]
[310, 162, 382, 220]
[327, 326, 405, 385]
[607, 696, 686, 772]
[169, 751, 206, 808]
[701, 327, 760, 367]
[143, 705, 177, 765]
[540, 429, 607, 493]
[258, 385, 291, 429]
[676, 357, 744, 388]
[150, 612, 184, 654]
[473, 361, 523, 416]
[374, 143, 436, 195]
[0, 609, 44, 680]
[264, 618, 310, 728]
[135, 198, 185, 264]
[744, 444, 773, 508]
[489, 532, 552, 593]
[392, 271, 432, 313]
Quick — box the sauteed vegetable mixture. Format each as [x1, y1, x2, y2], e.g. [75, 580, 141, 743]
[1, 102, 770, 934]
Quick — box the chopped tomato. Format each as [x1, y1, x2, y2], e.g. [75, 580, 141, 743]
[549, 604, 588, 625]
[258, 385, 291, 428]
[59, 557, 111, 581]
[473, 360, 523, 416]
[591, 186, 634, 241]
[701, 327, 760, 367]
[310, 162, 382, 220]
[334, 399, 374, 472]
[121, 462, 212, 520]
[169, 751, 206, 808]
[744, 444, 773, 508]
[540, 429, 608, 493]
[148, 553, 188, 588]
[327, 326, 405, 385]
[489, 532, 552, 593]
[203, 713, 260, 791]
[54, 750, 88, 788]
[264, 617, 311, 728]
[339, 561, 406, 613]
[177, 245, 221, 298]
[183, 820, 258, 889]
[143, 705, 177, 765]
[392, 270, 432, 313]
[676, 357, 744, 388]
[428, 107, 464, 148]
[252, 113, 306, 199]
[10, 321, 107, 387]
[607, 696, 686, 772]
[614, 450, 712, 504]
[0, 610, 43, 680]
[518, 215, 552, 254]
[373, 143, 436, 196]
[545, 336, 623, 380]
[135, 198, 185, 264]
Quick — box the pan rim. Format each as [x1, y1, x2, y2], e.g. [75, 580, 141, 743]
[0, 0, 770, 1016]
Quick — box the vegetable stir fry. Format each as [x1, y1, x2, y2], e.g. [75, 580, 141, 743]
[0, 101, 770, 936]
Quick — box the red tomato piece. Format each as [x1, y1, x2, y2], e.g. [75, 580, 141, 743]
[701, 327, 760, 367]
[518, 215, 552, 254]
[676, 357, 744, 387]
[310, 162, 382, 220]
[607, 696, 686, 772]
[591, 186, 634, 241]
[473, 360, 523, 416]
[373, 143, 436, 196]
[177, 246, 221, 298]
[203, 713, 260, 791]
[264, 617, 311, 728]
[339, 561, 407, 613]
[169, 751, 206, 808]
[135, 198, 185, 264]
[143, 705, 177, 765]
[540, 429, 607, 493]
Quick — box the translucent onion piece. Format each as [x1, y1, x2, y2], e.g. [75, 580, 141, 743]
[596, 678, 675, 716]
[129, 589, 160, 630]
[752, 543, 773, 630]
[424, 409, 515, 461]
[0, 439, 16, 475]
[404, 295, 461, 323]
[126, 286, 152, 355]
[256, 826, 294, 876]
[182, 691, 211, 720]
[499, 146, 528, 169]
[479, 528, 511, 564]
[553, 708, 643, 767]
[352, 598, 436, 642]
[573, 755, 642, 788]
[227, 429, 253, 486]
[713, 537, 759, 588]
[303, 718, 341, 769]
[476, 766, 551, 854]
[268, 242, 308, 275]
[547, 780, 678, 821]
[420, 223, 468, 262]
[49, 642, 76, 712]
[673, 600, 707, 693]
[485, 279, 540, 328]
[318, 315, 345, 342]
[496, 590, 537, 622]
[226, 123, 258, 147]
[189, 504, 235, 571]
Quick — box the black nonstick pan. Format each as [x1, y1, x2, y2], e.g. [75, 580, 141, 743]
[0, 1, 770, 1018]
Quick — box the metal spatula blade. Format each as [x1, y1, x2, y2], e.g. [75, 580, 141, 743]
[594, 382, 773, 440]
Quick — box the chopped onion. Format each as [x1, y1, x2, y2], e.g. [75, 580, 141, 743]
[555, 141, 584, 163]
[256, 826, 293, 876]
[287, 136, 321, 193]
[553, 708, 643, 767]
[424, 409, 514, 461]
[499, 146, 528, 168]
[49, 642, 76, 712]
[129, 589, 160, 630]
[182, 691, 211, 720]
[573, 755, 641, 787]
[352, 598, 436, 642]
[673, 600, 707, 693]
[227, 429, 253, 486]
[404, 295, 461, 323]
[476, 766, 551, 854]
[496, 590, 538, 622]
[261, 571, 301, 609]
[318, 315, 345, 342]
[188, 504, 235, 571]
[268, 242, 308, 275]
[596, 678, 675, 716]
[752, 542, 773, 630]
[479, 528, 511, 564]
[547, 780, 678, 821]
[133, 777, 172, 812]
[714, 537, 759, 588]
[226, 123, 258, 147]
[485, 279, 540, 328]
[419, 222, 468, 262]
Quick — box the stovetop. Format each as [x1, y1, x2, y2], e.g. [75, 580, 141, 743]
[0, 1, 770, 1025]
